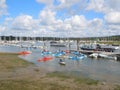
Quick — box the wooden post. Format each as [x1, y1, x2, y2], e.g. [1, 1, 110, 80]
[77, 40, 79, 51]
[0, 36, 1, 41]
[68, 39, 70, 51]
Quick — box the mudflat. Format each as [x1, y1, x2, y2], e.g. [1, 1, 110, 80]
[0, 53, 119, 90]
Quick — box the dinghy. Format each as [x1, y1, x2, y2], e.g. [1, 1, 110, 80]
[59, 59, 66, 65]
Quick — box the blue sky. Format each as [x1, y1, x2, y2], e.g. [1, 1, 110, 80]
[0, 0, 120, 37]
[6, 0, 44, 18]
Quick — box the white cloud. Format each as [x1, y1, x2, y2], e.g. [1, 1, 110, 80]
[0, 17, 13, 36]
[63, 15, 87, 31]
[38, 9, 107, 37]
[104, 11, 120, 35]
[0, 0, 7, 17]
[107, 24, 120, 30]
[55, 0, 87, 16]
[85, 0, 120, 36]
[31, 0, 120, 37]
[39, 9, 56, 25]
[38, 8, 112, 37]
[57, 0, 79, 8]
[88, 18, 103, 29]
[36, 0, 87, 16]
[105, 0, 120, 12]
[104, 11, 120, 24]
[70, 15, 87, 28]
[86, 0, 120, 13]
[39, 10, 86, 36]
[0, 0, 6, 8]
[57, 0, 86, 9]
[87, 0, 105, 12]
[0, 25, 6, 31]
[11, 14, 39, 31]
[36, 0, 53, 5]
[1, 12, 118, 37]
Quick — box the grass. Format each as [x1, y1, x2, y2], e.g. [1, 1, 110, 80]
[47, 71, 99, 85]
[97, 41, 120, 45]
[114, 85, 120, 90]
[74, 78, 98, 85]
[0, 79, 72, 90]
[0, 52, 33, 71]
[82, 41, 120, 45]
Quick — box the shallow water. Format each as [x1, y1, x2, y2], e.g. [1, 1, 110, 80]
[0, 43, 120, 83]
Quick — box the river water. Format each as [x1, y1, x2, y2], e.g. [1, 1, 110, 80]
[0, 42, 120, 84]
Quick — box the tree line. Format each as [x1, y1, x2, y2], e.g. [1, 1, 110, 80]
[0, 35, 120, 41]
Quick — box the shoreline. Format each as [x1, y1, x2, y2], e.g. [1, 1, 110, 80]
[0, 52, 120, 90]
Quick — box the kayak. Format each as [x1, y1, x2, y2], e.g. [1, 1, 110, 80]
[18, 51, 32, 55]
[37, 56, 53, 62]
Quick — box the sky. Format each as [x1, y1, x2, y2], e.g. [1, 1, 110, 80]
[0, 0, 120, 37]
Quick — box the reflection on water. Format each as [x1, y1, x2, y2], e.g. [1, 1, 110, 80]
[0, 44, 120, 83]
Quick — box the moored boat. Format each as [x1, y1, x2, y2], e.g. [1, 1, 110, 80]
[59, 61, 66, 65]
[89, 53, 117, 60]
[59, 59, 66, 65]
[50, 41, 66, 47]
[80, 43, 119, 52]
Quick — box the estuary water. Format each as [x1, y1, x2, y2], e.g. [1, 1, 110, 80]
[0, 42, 120, 84]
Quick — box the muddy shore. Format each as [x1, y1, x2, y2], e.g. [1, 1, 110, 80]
[0, 52, 119, 90]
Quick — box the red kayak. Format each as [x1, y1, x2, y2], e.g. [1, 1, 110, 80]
[37, 56, 53, 62]
[18, 51, 32, 55]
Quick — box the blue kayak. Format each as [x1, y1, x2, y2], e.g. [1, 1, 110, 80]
[41, 51, 52, 56]
[71, 51, 79, 55]
[52, 51, 66, 57]
[69, 54, 87, 60]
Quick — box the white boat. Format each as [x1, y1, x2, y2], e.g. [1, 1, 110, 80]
[89, 53, 98, 58]
[50, 41, 66, 47]
[89, 53, 117, 60]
